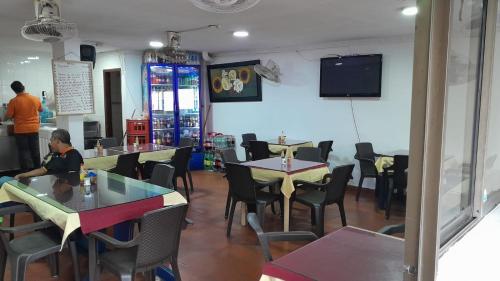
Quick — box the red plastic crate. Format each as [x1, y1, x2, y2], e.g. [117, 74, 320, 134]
[127, 134, 149, 145]
[127, 119, 149, 135]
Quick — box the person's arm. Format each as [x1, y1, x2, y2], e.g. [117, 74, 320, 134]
[14, 167, 47, 179]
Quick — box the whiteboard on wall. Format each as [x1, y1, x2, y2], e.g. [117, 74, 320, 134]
[52, 60, 95, 115]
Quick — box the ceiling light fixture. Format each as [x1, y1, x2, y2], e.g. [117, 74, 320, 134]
[27, 56, 39, 60]
[149, 41, 164, 48]
[402, 6, 418, 16]
[233, 30, 249, 38]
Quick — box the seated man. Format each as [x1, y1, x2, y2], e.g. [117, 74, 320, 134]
[15, 129, 83, 179]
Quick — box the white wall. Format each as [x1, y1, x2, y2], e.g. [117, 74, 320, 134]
[88, 50, 143, 139]
[0, 47, 53, 106]
[209, 36, 414, 187]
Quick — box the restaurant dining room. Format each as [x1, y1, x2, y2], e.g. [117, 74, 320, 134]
[0, 0, 500, 281]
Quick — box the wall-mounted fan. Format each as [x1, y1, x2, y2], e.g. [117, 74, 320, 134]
[254, 60, 281, 83]
[189, 0, 261, 13]
[21, 0, 77, 43]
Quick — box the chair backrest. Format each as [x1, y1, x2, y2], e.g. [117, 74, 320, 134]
[247, 212, 318, 262]
[355, 142, 375, 160]
[135, 204, 188, 269]
[178, 137, 193, 148]
[224, 163, 257, 201]
[150, 164, 175, 189]
[171, 146, 192, 177]
[355, 142, 377, 175]
[220, 148, 241, 164]
[100, 137, 118, 149]
[113, 152, 140, 178]
[249, 140, 270, 160]
[393, 155, 409, 188]
[324, 164, 355, 203]
[295, 147, 323, 162]
[241, 133, 257, 148]
[318, 141, 333, 162]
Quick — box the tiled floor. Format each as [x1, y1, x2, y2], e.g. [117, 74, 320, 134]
[3, 170, 405, 281]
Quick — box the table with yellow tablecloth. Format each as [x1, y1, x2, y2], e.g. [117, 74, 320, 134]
[243, 158, 330, 232]
[83, 148, 176, 170]
[375, 156, 394, 173]
[268, 141, 314, 159]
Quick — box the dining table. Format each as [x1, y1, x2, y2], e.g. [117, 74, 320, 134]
[260, 226, 404, 281]
[266, 139, 314, 158]
[83, 143, 176, 170]
[241, 157, 329, 231]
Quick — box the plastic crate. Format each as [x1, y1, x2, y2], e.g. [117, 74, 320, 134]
[126, 119, 149, 135]
[127, 134, 149, 145]
[190, 152, 204, 170]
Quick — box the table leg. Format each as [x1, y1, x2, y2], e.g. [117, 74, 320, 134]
[240, 202, 247, 226]
[88, 237, 96, 281]
[284, 198, 290, 232]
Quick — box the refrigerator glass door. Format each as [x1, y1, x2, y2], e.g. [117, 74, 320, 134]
[176, 66, 200, 147]
[150, 65, 175, 146]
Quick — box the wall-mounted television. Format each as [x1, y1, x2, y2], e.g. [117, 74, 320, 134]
[320, 54, 383, 98]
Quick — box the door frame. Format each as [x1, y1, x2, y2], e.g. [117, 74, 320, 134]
[103, 68, 121, 138]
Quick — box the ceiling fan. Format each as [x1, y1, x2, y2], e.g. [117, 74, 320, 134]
[21, 0, 77, 43]
[189, 0, 261, 13]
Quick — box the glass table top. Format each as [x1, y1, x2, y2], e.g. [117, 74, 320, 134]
[9, 170, 172, 213]
[266, 139, 311, 146]
[107, 144, 173, 153]
[82, 149, 126, 159]
[242, 157, 327, 174]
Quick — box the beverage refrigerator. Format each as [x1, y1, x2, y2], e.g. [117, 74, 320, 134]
[142, 64, 202, 149]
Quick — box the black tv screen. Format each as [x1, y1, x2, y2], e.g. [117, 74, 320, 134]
[320, 54, 382, 97]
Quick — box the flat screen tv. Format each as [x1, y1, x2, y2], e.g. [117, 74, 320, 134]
[320, 54, 382, 98]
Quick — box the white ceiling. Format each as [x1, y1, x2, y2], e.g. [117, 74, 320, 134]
[0, 0, 416, 54]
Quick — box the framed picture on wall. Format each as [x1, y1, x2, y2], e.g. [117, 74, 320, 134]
[207, 60, 262, 102]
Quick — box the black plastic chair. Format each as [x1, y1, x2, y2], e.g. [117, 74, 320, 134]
[90, 204, 188, 281]
[149, 164, 175, 189]
[0, 204, 78, 281]
[292, 164, 354, 237]
[354, 142, 384, 201]
[378, 223, 405, 235]
[109, 152, 140, 179]
[225, 163, 283, 237]
[220, 149, 242, 219]
[383, 155, 409, 219]
[249, 140, 271, 161]
[178, 137, 195, 194]
[99, 137, 118, 149]
[241, 133, 257, 161]
[318, 141, 333, 162]
[295, 147, 324, 162]
[247, 212, 318, 262]
[167, 147, 193, 202]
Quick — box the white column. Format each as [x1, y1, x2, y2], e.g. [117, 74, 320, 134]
[51, 38, 85, 151]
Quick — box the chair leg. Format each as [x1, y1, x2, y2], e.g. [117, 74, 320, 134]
[313, 206, 325, 237]
[338, 201, 347, 226]
[47, 254, 59, 277]
[8, 214, 14, 241]
[11, 257, 28, 281]
[256, 203, 266, 227]
[310, 207, 316, 226]
[226, 199, 237, 237]
[187, 169, 194, 193]
[182, 176, 190, 203]
[224, 190, 231, 219]
[171, 256, 182, 281]
[385, 182, 395, 220]
[69, 239, 81, 281]
[0, 250, 7, 281]
[356, 175, 365, 201]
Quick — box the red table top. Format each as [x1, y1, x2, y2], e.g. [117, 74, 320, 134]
[241, 157, 327, 175]
[262, 226, 404, 281]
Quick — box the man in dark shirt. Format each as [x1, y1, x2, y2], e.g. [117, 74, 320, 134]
[15, 129, 83, 179]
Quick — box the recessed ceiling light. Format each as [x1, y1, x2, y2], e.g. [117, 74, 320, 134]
[27, 56, 39, 60]
[402, 6, 418, 16]
[149, 41, 164, 48]
[233, 30, 249, 38]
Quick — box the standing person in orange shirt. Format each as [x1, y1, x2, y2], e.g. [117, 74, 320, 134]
[5, 81, 43, 172]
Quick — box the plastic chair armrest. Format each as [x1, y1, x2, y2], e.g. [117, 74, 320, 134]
[264, 231, 318, 242]
[293, 180, 326, 190]
[90, 231, 139, 248]
[0, 220, 55, 234]
[0, 204, 32, 216]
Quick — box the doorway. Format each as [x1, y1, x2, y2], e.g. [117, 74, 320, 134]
[103, 69, 123, 143]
